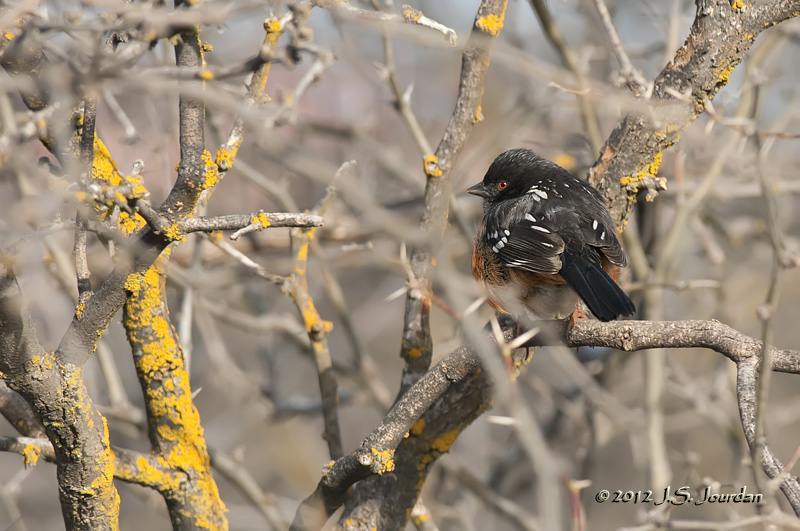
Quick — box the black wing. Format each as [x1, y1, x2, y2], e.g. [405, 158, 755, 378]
[579, 212, 627, 267]
[486, 211, 565, 274]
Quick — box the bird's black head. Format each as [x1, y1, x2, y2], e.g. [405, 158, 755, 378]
[466, 148, 562, 203]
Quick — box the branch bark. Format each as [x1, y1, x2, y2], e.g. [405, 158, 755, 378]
[588, 0, 800, 226]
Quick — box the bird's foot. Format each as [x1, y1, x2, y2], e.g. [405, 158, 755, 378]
[567, 303, 587, 330]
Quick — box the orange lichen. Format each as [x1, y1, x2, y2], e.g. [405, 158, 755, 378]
[410, 418, 426, 436]
[473, 105, 484, 124]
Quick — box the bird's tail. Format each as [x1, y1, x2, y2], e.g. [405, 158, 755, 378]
[560, 252, 635, 322]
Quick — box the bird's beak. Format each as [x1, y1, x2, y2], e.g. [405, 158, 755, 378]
[465, 182, 490, 198]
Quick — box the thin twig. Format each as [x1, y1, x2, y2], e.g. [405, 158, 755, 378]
[589, 0, 650, 95]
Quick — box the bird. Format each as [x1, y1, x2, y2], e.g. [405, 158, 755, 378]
[466, 148, 635, 323]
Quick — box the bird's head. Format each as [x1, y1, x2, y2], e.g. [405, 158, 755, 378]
[465, 148, 556, 203]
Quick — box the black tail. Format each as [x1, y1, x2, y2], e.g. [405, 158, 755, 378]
[560, 252, 635, 321]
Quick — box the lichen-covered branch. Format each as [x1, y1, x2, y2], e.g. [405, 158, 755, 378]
[293, 313, 800, 530]
[290, 343, 487, 531]
[123, 255, 227, 529]
[398, 0, 507, 398]
[589, 0, 800, 226]
[0, 259, 120, 531]
[287, 167, 349, 461]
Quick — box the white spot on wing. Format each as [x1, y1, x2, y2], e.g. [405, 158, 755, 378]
[525, 214, 536, 222]
[540, 242, 554, 248]
[531, 225, 550, 233]
[600, 231, 605, 240]
[592, 220, 598, 230]
[504, 229, 510, 236]
[534, 190, 548, 200]
[495, 240, 505, 249]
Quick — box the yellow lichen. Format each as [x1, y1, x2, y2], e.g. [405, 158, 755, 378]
[370, 448, 395, 474]
[76, 303, 85, 320]
[124, 272, 144, 292]
[620, 153, 663, 190]
[215, 142, 239, 171]
[408, 347, 421, 359]
[164, 223, 184, 242]
[264, 18, 281, 34]
[124, 256, 226, 527]
[199, 69, 214, 81]
[201, 150, 219, 190]
[731, 0, 743, 9]
[640, 152, 663, 178]
[411, 512, 430, 524]
[92, 136, 122, 186]
[252, 212, 271, 229]
[473, 105, 484, 124]
[431, 429, 459, 453]
[476, 2, 507, 37]
[402, 5, 421, 22]
[22, 444, 41, 466]
[133, 455, 181, 492]
[410, 418, 426, 436]
[423, 155, 443, 178]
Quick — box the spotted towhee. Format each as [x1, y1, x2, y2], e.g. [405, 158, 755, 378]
[467, 148, 635, 322]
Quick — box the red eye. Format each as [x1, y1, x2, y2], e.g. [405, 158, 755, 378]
[498, 181, 507, 190]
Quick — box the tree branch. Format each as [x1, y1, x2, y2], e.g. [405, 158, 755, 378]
[588, 0, 800, 226]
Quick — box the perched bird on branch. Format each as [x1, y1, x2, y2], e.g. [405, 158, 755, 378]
[467, 148, 635, 323]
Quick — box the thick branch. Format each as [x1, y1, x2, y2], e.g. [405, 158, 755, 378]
[0, 261, 119, 531]
[294, 315, 800, 529]
[290, 345, 483, 531]
[588, 0, 800, 226]
[123, 255, 227, 529]
[560, 319, 800, 373]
